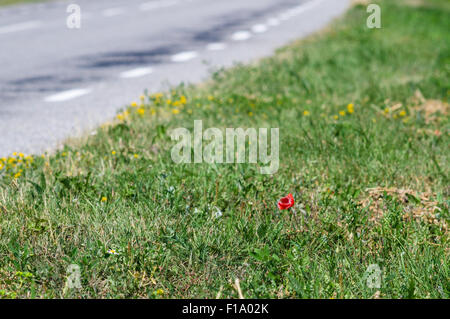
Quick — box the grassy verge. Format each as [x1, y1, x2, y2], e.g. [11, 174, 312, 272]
[0, 0, 49, 7]
[0, 0, 449, 298]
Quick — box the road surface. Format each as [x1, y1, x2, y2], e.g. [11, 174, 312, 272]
[0, 0, 350, 156]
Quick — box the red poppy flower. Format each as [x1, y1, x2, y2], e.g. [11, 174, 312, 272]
[277, 193, 294, 210]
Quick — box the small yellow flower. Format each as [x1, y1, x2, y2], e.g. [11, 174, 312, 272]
[303, 110, 310, 116]
[137, 108, 145, 116]
[14, 172, 21, 179]
[180, 95, 187, 104]
[399, 110, 406, 117]
[172, 108, 180, 115]
[207, 95, 214, 101]
[131, 102, 138, 107]
[248, 112, 253, 116]
[384, 108, 390, 114]
[339, 110, 346, 116]
[117, 114, 124, 121]
[140, 95, 145, 101]
[333, 115, 339, 120]
[19, 153, 24, 158]
[133, 154, 139, 159]
[347, 103, 354, 114]
[101, 197, 107, 202]
[12, 152, 17, 156]
[111, 151, 116, 155]
[156, 289, 164, 296]
[62, 152, 67, 157]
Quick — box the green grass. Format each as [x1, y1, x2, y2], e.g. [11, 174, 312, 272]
[0, 0, 449, 299]
[0, 0, 50, 6]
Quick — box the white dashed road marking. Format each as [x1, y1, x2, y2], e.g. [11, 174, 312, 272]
[171, 51, 198, 62]
[120, 67, 154, 78]
[0, 21, 41, 35]
[251, 24, 268, 33]
[206, 43, 227, 51]
[280, 0, 324, 20]
[231, 31, 252, 41]
[44, 89, 92, 102]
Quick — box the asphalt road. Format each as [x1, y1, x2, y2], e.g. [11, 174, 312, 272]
[0, 0, 350, 156]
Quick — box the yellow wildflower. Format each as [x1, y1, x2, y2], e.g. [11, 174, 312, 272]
[399, 110, 406, 117]
[137, 108, 145, 116]
[131, 102, 138, 107]
[339, 110, 346, 116]
[248, 112, 253, 116]
[384, 108, 390, 114]
[303, 110, 310, 116]
[172, 108, 180, 115]
[101, 197, 107, 202]
[333, 115, 339, 120]
[156, 289, 164, 296]
[133, 154, 139, 159]
[347, 103, 354, 114]
[111, 151, 116, 155]
[14, 171, 21, 179]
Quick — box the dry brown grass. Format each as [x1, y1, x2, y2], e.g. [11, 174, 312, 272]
[360, 186, 448, 232]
